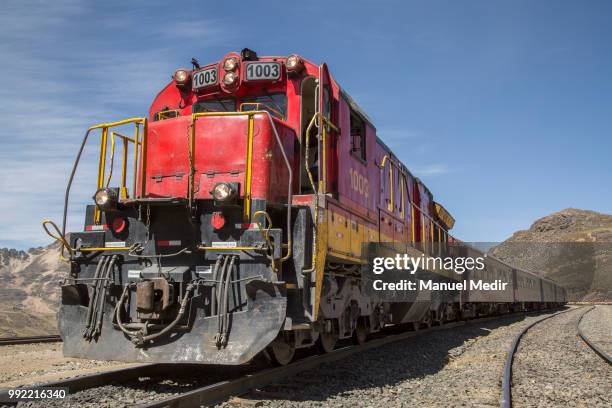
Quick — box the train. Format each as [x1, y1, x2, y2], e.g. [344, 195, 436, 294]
[45, 49, 566, 365]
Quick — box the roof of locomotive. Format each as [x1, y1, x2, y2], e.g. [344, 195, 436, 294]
[340, 89, 375, 129]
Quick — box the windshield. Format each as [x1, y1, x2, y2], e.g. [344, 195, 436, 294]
[193, 98, 236, 113]
[241, 93, 287, 120]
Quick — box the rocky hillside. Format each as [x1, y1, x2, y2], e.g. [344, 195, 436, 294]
[491, 208, 612, 302]
[0, 242, 68, 336]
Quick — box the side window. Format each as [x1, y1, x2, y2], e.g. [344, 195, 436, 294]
[322, 85, 331, 119]
[350, 110, 366, 161]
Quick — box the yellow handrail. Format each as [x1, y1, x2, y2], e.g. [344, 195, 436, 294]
[302, 112, 339, 275]
[191, 112, 257, 220]
[191, 111, 293, 261]
[88, 117, 146, 131]
[379, 155, 405, 215]
[379, 154, 453, 244]
[239, 102, 284, 121]
[303, 114, 319, 195]
[154, 109, 179, 121]
[42, 219, 74, 261]
[253, 210, 276, 271]
[105, 131, 141, 199]
[93, 118, 147, 224]
[303, 112, 339, 196]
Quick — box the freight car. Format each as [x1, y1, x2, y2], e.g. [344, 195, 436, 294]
[44, 49, 566, 365]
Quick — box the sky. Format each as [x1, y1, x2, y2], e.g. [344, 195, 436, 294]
[1, 0, 611, 249]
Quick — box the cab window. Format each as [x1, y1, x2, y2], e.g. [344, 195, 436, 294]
[350, 110, 366, 161]
[193, 98, 236, 113]
[241, 93, 287, 120]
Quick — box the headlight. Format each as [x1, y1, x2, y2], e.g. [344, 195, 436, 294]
[173, 69, 190, 85]
[223, 58, 237, 71]
[94, 188, 118, 210]
[211, 183, 235, 202]
[223, 71, 237, 85]
[286, 54, 304, 73]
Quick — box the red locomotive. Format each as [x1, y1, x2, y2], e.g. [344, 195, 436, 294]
[46, 49, 566, 365]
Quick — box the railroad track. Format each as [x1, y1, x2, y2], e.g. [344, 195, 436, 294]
[141, 310, 565, 408]
[577, 306, 612, 365]
[0, 335, 62, 346]
[500, 305, 611, 408]
[0, 309, 561, 407]
[500, 307, 574, 408]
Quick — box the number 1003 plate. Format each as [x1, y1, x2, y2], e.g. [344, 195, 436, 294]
[245, 62, 281, 81]
[192, 67, 218, 89]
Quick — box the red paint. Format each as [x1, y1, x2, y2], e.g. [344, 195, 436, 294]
[140, 51, 450, 244]
[236, 223, 257, 229]
[158, 240, 181, 247]
[111, 217, 127, 234]
[211, 212, 226, 230]
[85, 224, 108, 231]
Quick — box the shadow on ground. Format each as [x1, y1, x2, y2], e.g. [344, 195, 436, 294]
[252, 308, 569, 403]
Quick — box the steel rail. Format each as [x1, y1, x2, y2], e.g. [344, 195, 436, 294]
[500, 306, 581, 408]
[142, 311, 544, 408]
[0, 364, 162, 400]
[0, 335, 62, 346]
[577, 306, 611, 365]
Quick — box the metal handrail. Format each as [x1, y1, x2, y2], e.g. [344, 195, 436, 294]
[42, 219, 74, 261]
[61, 118, 147, 243]
[302, 112, 339, 275]
[94, 120, 146, 223]
[154, 109, 179, 121]
[105, 131, 141, 199]
[253, 210, 277, 271]
[379, 154, 453, 244]
[379, 155, 400, 213]
[239, 102, 284, 121]
[303, 114, 319, 195]
[303, 112, 339, 196]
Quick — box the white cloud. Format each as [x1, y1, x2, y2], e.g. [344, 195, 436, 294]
[0, 2, 230, 248]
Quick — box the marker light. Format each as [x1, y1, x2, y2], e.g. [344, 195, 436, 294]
[173, 69, 190, 86]
[223, 58, 238, 71]
[223, 71, 237, 85]
[286, 54, 304, 73]
[211, 183, 235, 202]
[211, 212, 226, 230]
[94, 188, 118, 210]
[111, 216, 128, 235]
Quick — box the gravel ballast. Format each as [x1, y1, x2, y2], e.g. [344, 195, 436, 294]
[512, 306, 611, 408]
[10, 360, 257, 408]
[579, 305, 612, 356]
[219, 310, 573, 407]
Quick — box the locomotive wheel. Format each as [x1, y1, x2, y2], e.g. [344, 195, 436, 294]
[420, 312, 433, 329]
[317, 331, 338, 353]
[353, 320, 370, 345]
[265, 337, 295, 366]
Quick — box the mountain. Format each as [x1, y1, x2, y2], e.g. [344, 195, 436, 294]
[0, 242, 68, 336]
[490, 208, 612, 302]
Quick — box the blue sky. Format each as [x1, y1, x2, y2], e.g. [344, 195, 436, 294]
[1, 0, 611, 249]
